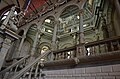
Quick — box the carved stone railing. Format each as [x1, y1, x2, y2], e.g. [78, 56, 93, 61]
[53, 46, 76, 60]
[53, 36, 120, 60]
[85, 36, 120, 55]
[42, 36, 120, 68]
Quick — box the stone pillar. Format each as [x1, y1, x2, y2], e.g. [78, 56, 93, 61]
[52, 21, 58, 50]
[29, 30, 39, 62]
[17, 35, 26, 57]
[76, 9, 86, 57]
[0, 38, 12, 70]
[101, 18, 109, 39]
[114, 0, 120, 18]
[31, 32, 39, 56]
[79, 9, 85, 44]
[50, 21, 58, 61]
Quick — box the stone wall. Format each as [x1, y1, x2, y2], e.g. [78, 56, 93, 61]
[43, 64, 120, 79]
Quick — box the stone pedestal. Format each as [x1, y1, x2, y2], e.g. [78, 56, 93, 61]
[0, 38, 11, 70]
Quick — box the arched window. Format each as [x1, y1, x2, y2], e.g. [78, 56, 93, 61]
[41, 46, 49, 54]
[27, 24, 37, 38]
[42, 16, 55, 33]
[40, 45, 50, 61]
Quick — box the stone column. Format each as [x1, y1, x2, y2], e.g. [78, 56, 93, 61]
[17, 35, 26, 57]
[114, 0, 120, 18]
[52, 21, 58, 50]
[0, 38, 12, 70]
[76, 9, 86, 57]
[29, 30, 40, 62]
[79, 9, 85, 44]
[50, 21, 58, 61]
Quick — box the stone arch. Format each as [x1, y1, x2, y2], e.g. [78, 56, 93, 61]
[25, 36, 33, 45]
[58, 5, 80, 33]
[58, 4, 80, 18]
[60, 43, 72, 49]
[39, 42, 51, 51]
[81, 0, 87, 9]
[28, 23, 38, 30]
[25, 24, 38, 44]
[25, 22, 38, 34]
[34, 42, 51, 60]
[26, 24, 38, 35]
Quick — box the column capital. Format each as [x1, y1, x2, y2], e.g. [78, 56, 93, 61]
[22, 35, 26, 38]
[54, 20, 60, 25]
[79, 9, 84, 15]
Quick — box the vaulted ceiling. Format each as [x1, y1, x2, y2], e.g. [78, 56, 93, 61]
[0, 0, 47, 14]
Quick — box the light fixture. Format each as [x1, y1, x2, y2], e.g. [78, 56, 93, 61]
[41, 59, 45, 61]
[87, 48, 91, 56]
[26, 72, 29, 75]
[14, 11, 17, 15]
[42, 28, 45, 31]
[45, 19, 51, 23]
[1, 16, 6, 20]
[41, 50, 45, 54]
[83, 24, 87, 27]
[48, 30, 52, 33]
[67, 56, 70, 59]
[77, 16, 80, 19]
[88, 52, 90, 56]
[68, 52, 71, 54]
[38, 34, 41, 38]
[4, 11, 9, 15]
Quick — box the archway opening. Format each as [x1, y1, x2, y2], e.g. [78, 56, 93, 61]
[59, 5, 79, 34]
[42, 16, 55, 33]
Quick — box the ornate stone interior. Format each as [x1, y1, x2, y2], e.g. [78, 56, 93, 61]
[0, 0, 120, 79]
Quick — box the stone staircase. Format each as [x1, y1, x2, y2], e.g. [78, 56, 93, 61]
[0, 50, 51, 79]
[0, 55, 30, 79]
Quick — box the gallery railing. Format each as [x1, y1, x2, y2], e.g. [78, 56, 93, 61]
[85, 36, 120, 55]
[53, 36, 120, 60]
